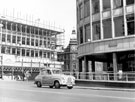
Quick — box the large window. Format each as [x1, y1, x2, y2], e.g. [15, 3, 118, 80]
[12, 36, 16, 43]
[126, 14, 134, 35]
[22, 49, 25, 56]
[31, 39, 34, 46]
[2, 34, 6, 42]
[103, 0, 111, 11]
[92, 22, 101, 40]
[27, 38, 30, 45]
[1, 46, 6, 53]
[85, 24, 91, 42]
[79, 3, 83, 20]
[12, 48, 16, 55]
[22, 37, 25, 45]
[113, 0, 123, 9]
[31, 50, 34, 57]
[7, 35, 11, 43]
[114, 16, 124, 37]
[35, 39, 39, 46]
[79, 27, 83, 44]
[92, 0, 100, 14]
[6, 47, 11, 54]
[126, 0, 134, 5]
[103, 19, 112, 39]
[84, 0, 90, 17]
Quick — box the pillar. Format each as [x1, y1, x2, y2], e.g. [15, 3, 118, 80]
[113, 53, 118, 80]
[92, 60, 95, 80]
[84, 56, 89, 79]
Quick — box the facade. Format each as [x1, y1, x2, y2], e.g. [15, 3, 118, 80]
[76, 0, 134, 80]
[0, 15, 64, 79]
[59, 29, 78, 72]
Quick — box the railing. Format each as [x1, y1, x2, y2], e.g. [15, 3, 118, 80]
[63, 72, 135, 82]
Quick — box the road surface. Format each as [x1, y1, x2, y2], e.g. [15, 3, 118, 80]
[0, 80, 135, 102]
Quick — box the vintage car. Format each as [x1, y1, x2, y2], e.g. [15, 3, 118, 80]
[34, 68, 75, 89]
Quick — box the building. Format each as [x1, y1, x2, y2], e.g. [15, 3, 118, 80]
[76, 0, 134, 80]
[0, 15, 64, 80]
[61, 29, 78, 72]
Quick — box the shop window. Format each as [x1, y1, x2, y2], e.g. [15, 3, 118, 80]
[21, 37, 25, 45]
[103, 19, 112, 39]
[92, 22, 101, 40]
[113, 0, 123, 9]
[31, 39, 34, 46]
[79, 3, 83, 20]
[35, 39, 38, 46]
[114, 16, 124, 37]
[12, 36, 16, 43]
[79, 27, 83, 44]
[2, 34, 6, 42]
[84, 0, 90, 18]
[126, 0, 134, 5]
[31, 50, 34, 57]
[35, 51, 38, 57]
[7, 35, 11, 43]
[12, 48, 16, 55]
[103, 0, 111, 11]
[22, 49, 25, 56]
[92, 0, 100, 14]
[126, 14, 134, 35]
[1, 46, 6, 53]
[85, 24, 91, 42]
[27, 38, 30, 45]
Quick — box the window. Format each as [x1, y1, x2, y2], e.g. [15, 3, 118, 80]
[31, 50, 34, 57]
[126, 0, 134, 5]
[27, 38, 30, 45]
[79, 3, 83, 20]
[103, 0, 111, 11]
[7, 35, 11, 43]
[85, 24, 91, 42]
[79, 27, 83, 44]
[35, 39, 38, 46]
[114, 16, 124, 37]
[39, 50, 42, 57]
[1, 46, 6, 53]
[40, 40, 42, 46]
[92, 22, 101, 40]
[126, 14, 135, 35]
[43, 52, 46, 58]
[26, 49, 30, 56]
[2, 34, 6, 42]
[12, 36, 16, 43]
[6, 47, 11, 54]
[22, 37, 25, 45]
[92, 0, 100, 14]
[12, 48, 16, 55]
[84, 0, 90, 17]
[103, 19, 112, 39]
[17, 48, 20, 56]
[17, 36, 21, 44]
[22, 49, 25, 56]
[35, 51, 38, 57]
[44, 41, 46, 47]
[113, 0, 123, 9]
[31, 39, 34, 46]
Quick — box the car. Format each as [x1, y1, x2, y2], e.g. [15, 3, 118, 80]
[34, 68, 75, 89]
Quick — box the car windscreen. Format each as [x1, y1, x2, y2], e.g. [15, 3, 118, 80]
[52, 70, 62, 74]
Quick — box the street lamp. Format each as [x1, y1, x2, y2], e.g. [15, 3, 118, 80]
[0, 24, 3, 79]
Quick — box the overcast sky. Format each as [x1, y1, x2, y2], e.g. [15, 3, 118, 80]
[0, 0, 76, 47]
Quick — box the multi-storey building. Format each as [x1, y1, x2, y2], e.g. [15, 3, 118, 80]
[0, 15, 64, 80]
[76, 0, 134, 80]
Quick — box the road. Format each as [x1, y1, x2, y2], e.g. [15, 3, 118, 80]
[0, 80, 135, 102]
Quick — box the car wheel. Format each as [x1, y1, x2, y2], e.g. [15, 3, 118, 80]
[49, 86, 53, 88]
[67, 86, 73, 89]
[54, 81, 60, 89]
[37, 81, 42, 87]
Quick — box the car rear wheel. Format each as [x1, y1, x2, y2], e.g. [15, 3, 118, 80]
[49, 86, 53, 88]
[54, 81, 60, 89]
[36, 81, 42, 87]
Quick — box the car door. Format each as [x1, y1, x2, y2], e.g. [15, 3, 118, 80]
[42, 70, 52, 85]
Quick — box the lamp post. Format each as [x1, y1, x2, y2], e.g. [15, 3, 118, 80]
[0, 24, 3, 79]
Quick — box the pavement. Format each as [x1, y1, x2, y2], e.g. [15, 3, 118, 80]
[0, 79, 135, 92]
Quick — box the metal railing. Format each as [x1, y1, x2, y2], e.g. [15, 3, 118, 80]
[63, 71, 135, 82]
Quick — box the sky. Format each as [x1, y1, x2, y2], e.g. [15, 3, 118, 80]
[0, 0, 77, 47]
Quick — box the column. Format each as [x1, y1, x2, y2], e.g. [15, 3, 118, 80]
[92, 60, 95, 80]
[113, 53, 118, 80]
[84, 56, 89, 79]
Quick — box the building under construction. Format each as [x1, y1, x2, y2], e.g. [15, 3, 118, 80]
[0, 14, 65, 80]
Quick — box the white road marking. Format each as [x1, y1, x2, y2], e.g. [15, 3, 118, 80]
[0, 86, 135, 100]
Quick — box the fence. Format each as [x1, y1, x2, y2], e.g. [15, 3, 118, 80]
[63, 71, 135, 81]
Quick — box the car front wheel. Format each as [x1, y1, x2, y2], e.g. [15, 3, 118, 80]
[67, 86, 73, 89]
[36, 81, 42, 87]
[54, 81, 60, 89]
